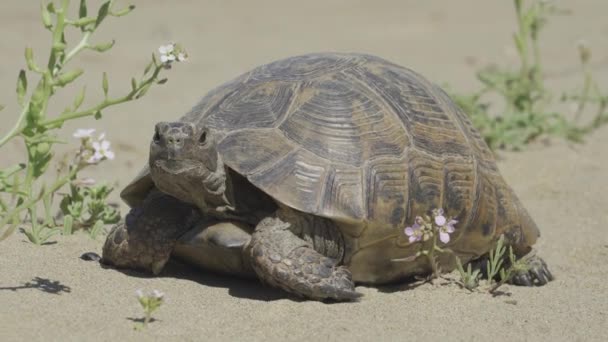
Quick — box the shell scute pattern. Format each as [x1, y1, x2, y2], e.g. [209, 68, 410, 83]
[204, 80, 296, 131]
[185, 53, 530, 250]
[278, 72, 408, 167]
[247, 148, 328, 214]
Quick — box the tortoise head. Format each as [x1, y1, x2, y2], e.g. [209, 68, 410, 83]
[149, 121, 232, 214]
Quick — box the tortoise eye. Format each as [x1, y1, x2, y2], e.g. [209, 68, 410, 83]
[198, 130, 207, 145]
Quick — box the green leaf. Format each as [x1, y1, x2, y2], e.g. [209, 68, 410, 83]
[95, 1, 111, 28]
[16, 70, 27, 106]
[0, 104, 4, 111]
[131, 78, 137, 91]
[41, 3, 52, 29]
[71, 17, 96, 28]
[157, 78, 168, 85]
[90, 40, 115, 52]
[102, 72, 109, 96]
[79, 0, 88, 18]
[135, 83, 152, 99]
[63, 215, 74, 235]
[55, 68, 84, 86]
[89, 220, 104, 240]
[25, 47, 39, 72]
[111, 5, 135, 17]
[94, 111, 102, 119]
[143, 60, 154, 75]
[73, 86, 86, 110]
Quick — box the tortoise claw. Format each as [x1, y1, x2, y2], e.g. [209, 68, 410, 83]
[509, 255, 553, 287]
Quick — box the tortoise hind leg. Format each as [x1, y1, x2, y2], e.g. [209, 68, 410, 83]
[248, 216, 361, 301]
[466, 249, 553, 286]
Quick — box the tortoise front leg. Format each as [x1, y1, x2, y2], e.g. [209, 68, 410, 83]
[102, 191, 201, 275]
[247, 216, 361, 301]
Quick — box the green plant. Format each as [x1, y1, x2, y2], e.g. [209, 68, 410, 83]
[449, 0, 608, 150]
[0, 0, 187, 244]
[488, 239, 531, 294]
[391, 208, 459, 281]
[392, 209, 529, 293]
[59, 177, 120, 235]
[454, 258, 481, 291]
[134, 289, 165, 330]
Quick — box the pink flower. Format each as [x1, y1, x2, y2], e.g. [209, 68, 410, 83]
[438, 219, 458, 243]
[433, 208, 457, 243]
[404, 216, 424, 243]
[434, 208, 446, 226]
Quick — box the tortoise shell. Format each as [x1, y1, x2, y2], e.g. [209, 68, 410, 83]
[123, 53, 539, 259]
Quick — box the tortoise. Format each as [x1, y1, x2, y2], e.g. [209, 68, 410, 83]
[102, 52, 553, 301]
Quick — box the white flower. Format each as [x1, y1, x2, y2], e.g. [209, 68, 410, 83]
[158, 43, 188, 66]
[176, 52, 187, 62]
[73, 177, 96, 186]
[159, 44, 174, 55]
[73, 128, 96, 139]
[88, 134, 115, 164]
[135, 289, 144, 299]
[152, 290, 164, 299]
[159, 44, 176, 63]
[160, 53, 175, 63]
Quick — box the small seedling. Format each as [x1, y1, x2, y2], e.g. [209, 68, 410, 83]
[489, 243, 531, 294]
[134, 289, 165, 330]
[454, 257, 481, 291]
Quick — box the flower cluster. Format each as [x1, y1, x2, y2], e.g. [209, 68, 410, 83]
[158, 43, 188, 68]
[73, 128, 115, 165]
[404, 208, 458, 244]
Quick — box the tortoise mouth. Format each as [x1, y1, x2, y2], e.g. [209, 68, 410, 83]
[155, 159, 200, 174]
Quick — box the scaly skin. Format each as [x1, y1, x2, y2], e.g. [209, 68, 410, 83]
[248, 216, 361, 301]
[102, 192, 200, 274]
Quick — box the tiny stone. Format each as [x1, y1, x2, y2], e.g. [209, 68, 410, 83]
[80, 252, 101, 262]
[282, 259, 293, 266]
[270, 253, 282, 263]
[308, 276, 321, 283]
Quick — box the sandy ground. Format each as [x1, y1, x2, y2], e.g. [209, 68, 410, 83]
[1, 0, 607, 341]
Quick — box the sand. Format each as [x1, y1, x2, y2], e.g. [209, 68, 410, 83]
[1, 0, 607, 341]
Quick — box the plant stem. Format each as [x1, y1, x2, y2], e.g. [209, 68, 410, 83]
[0, 105, 29, 148]
[40, 66, 162, 127]
[0, 166, 78, 238]
[143, 311, 151, 327]
[63, 31, 91, 65]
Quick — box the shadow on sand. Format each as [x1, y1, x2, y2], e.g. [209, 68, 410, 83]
[0, 276, 71, 294]
[100, 259, 288, 302]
